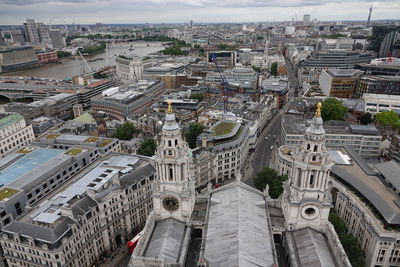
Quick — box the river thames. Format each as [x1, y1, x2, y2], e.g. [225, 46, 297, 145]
[0, 42, 164, 80]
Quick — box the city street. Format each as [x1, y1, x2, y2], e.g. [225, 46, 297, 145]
[243, 112, 283, 187]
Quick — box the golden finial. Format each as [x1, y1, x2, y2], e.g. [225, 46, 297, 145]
[315, 102, 322, 117]
[167, 100, 173, 113]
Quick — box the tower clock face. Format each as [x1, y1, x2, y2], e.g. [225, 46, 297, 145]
[162, 196, 179, 212]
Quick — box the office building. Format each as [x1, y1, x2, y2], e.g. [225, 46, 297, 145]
[356, 58, 400, 76]
[363, 93, 400, 114]
[116, 56, 151, 82]
[198, 120, 250, 182]
[91, 80, 164, 119]
[319, 69, 362, 98]
[329, 149, 400, 267]
[23, 18, 41, 44]
[303, 14, 311, 26]
[36, 22, 51, 46]
[207, 51, 236, 66]
[0, 154, 156, 267]
[319, 38, 354, 51]
[36, 50, 58, 64]
[0, 113, 35, 158]
[280, 113, 382, 158]
[298, 50, 374, 83]
[49, 29, 65, 49]
[0, 46, 39, 73]
[354, 75, 400, 98]
[261, 78, 289, 109]
[369, 25, 400, 53]
[379, 31, 400, 58]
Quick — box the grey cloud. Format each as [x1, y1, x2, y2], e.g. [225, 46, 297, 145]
[1, 0, 392, 8]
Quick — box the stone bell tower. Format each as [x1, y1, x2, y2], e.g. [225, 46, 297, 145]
[152, 101, 195, 223]
[281, 103, 334, 230]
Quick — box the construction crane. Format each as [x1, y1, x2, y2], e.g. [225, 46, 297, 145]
[211, 53, 231, 113]
[77, 49, 94, 74]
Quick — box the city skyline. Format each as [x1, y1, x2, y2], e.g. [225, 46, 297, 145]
[1, 0, 400, 25]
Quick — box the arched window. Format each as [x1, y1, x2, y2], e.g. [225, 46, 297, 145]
[175, 139, 178, 146]
[314, 145, 318, 152]
[168, 140, 172, 147]
[307, 143, 310, 150]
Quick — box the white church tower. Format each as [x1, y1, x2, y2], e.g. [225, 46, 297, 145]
[280, 103, 334, 230]
[152, 101, 195, 223]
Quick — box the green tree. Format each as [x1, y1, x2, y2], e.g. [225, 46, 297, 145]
[137, 138, 157, 157]
[189, 93, 204, 102]
[254, 168, 288, 199]
[329, 211, 365, 267]
[185, 122, 205, 149]
[114, 122, 138, 140]
[199, 48, 205, 57]
[321, 98, 347, 121]
[252, 66, 261, 73]
[270, 62, 278, 77]
[375, 110, 400, 128]
[56, 51, 71, 58]
[359, 112, 373, 125]
[218, 44, 228, 50]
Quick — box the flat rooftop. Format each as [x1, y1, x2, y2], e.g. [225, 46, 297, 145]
[0, 147, 64, 188]
[363, 93, 400, 101]
[282, 114, 380, 136]
[30, 155, 139, 224]
[326, 69, 361, 77]
[331, 146, 400, 226]
[211, 121, 239, 138]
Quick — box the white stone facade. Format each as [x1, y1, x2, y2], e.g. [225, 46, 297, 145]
[363, 93, 400, 114]
[279, 112, 334, 231]
[0, 157, 155, 267]
[0, 113, 35, 158]
[152, 108, 196, 223]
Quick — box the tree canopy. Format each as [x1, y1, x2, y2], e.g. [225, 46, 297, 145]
[185, 122, 205, 149]
[375, 110, 400, 128]
[359, 112, 373, 125]
[329, 211, 365, 267]
[321, 98, 347, 121]
[114, 122, 138, 140]
[252, 66, 261, 73]
[254, 168, 288, 199]
[189, 93, 204, 102]
[137, 138, 157, 157]
[270, 62, 278, 77]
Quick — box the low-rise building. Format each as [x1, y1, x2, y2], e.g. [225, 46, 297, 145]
[36, 50, 58, 64]
[319, 69, 362, 98]
[0, 113, 35, 158]
[198, 120, 250, 182]
[91, 80, 164, 119]
[363, 93, 400, 114]
[0, 46, 39, 72]
[329, 148, 400, 267]
[280, 113, 382, 158]
[116, 56, 151, 82]
[0, 145, 96, 228]
[262, 78, 289, 109]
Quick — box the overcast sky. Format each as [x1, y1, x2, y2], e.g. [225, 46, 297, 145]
[0, 0, 399, 25]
